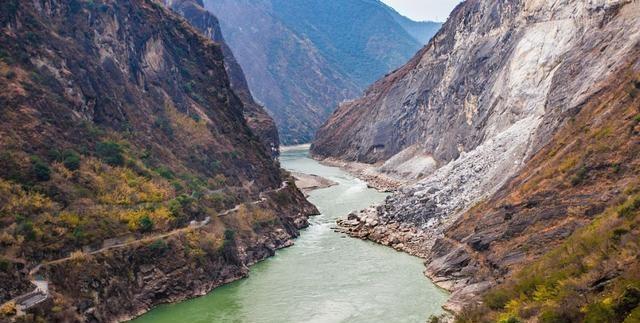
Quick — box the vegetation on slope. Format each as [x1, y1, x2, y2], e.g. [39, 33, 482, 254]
[0, 1, 315, 317]
[447, 62, 640, 322]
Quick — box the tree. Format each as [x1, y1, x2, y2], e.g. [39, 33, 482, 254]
[138, 215, 154, 233]
[62, 150, 81, 171]
[96, 141, 124, 166]
[31, 157, 51, 181]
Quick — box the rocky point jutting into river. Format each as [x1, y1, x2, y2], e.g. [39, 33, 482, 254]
[315, 0, 640, 317]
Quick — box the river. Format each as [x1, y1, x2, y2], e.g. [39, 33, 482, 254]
[132, 147, 448, 322]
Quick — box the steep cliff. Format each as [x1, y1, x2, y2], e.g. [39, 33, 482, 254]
[162, 0, 279, 156]
[0, 0, 316, 320]
[326, 0, 640, 318]
[204, 0, 440, 144]
[445, 61, 640, 322]
[318, 0, 639, 219]
[314, 0, 638, 173]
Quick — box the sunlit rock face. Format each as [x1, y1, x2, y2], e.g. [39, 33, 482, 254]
[315, 0, 640, 224]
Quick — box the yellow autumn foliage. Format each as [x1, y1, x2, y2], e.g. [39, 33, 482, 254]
[165, 102, 213, 146]
[120, 206, 174, 231]
[94, 166, 171, 205]
[0, 301, 16, 316]
[0, 179, 55, 216]
[59, 212, 81, 227]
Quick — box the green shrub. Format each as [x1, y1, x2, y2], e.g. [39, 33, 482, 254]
[138, 215, 154, 233]
[613, 286, 640, 318]
[31, 157, 51, 181]
[0, 258, 10, 271]
[149, 239, 168, 252]
[611, 163, 621, 174]
[69, 0, 82, 14]
[17, 220, 36, 241]
[96, 141, 124, 166]
[223, 229, 235, 245]
[584, 302, 615, 323]
[155, 166, 174, 179]
[484, 289, 511, 310]
[72, 227, 85, 241]
[570, 166, 588, 186]
[0, 1, 18, 18]
[499, 317, 520, 323]
[539, 310, 570, 323]
[62, 150, 81, 171]
[171, 180, 184, 192]
[154, 116, 174, 138]
[617, 196, 640, 218]
[168, 194, 194, 217]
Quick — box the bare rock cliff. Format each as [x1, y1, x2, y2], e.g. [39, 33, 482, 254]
[317, 0, 639, 226]
[326, 0, 640, 313]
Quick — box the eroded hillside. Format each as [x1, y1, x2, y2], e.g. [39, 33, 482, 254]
[162, 0, 279, 156]
[327, 0, 640, 320]
[0, 0, 316, 321]
[432, 60, 640, 318]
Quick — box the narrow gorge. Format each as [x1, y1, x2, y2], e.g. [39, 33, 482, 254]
[2, 0, 639, 322]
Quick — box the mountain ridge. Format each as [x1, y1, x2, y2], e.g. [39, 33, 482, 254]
[204, 0, 441, 144]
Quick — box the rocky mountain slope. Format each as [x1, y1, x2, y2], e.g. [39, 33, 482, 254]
[0, 0, 316, 321]
[204, 0, 441, 144]
[322, 0, 640, 319]
[439, 59, 640, 322]
[314, 0, 640, 202]
[162, 0, 279, 156]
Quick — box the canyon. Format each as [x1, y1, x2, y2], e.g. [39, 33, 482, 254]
[0, 0, 317, 321]
[1, 0, 639, 322]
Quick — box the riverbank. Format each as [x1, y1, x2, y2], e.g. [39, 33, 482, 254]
[131, 147, 448, 322]
[335, 207, 478, 314]
[16, 181, 318, 322]
[315, 157, 403, 192]
[290, 172, 337, 196]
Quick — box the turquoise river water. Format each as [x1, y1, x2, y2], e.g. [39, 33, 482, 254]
[132, 147, 447, 323]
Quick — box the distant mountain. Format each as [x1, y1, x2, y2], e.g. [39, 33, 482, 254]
[204, 0, 441, 144]
[380, 3, 443, 45]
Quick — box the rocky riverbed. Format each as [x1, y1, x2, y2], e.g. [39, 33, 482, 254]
[335, 207, 489, 313]
[290, 172, 337, 196]
[316, 158, 404, 192]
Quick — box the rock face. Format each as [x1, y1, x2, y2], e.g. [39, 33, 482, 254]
[0, 0, 317, 320]
[316, 0, 640, 227]
[427, 62, 640, 312]
[313, 0, 638, 167]
[204, 0, 441, 144]
[320, 0, 640, 313]
[162, 0, 279, 156]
